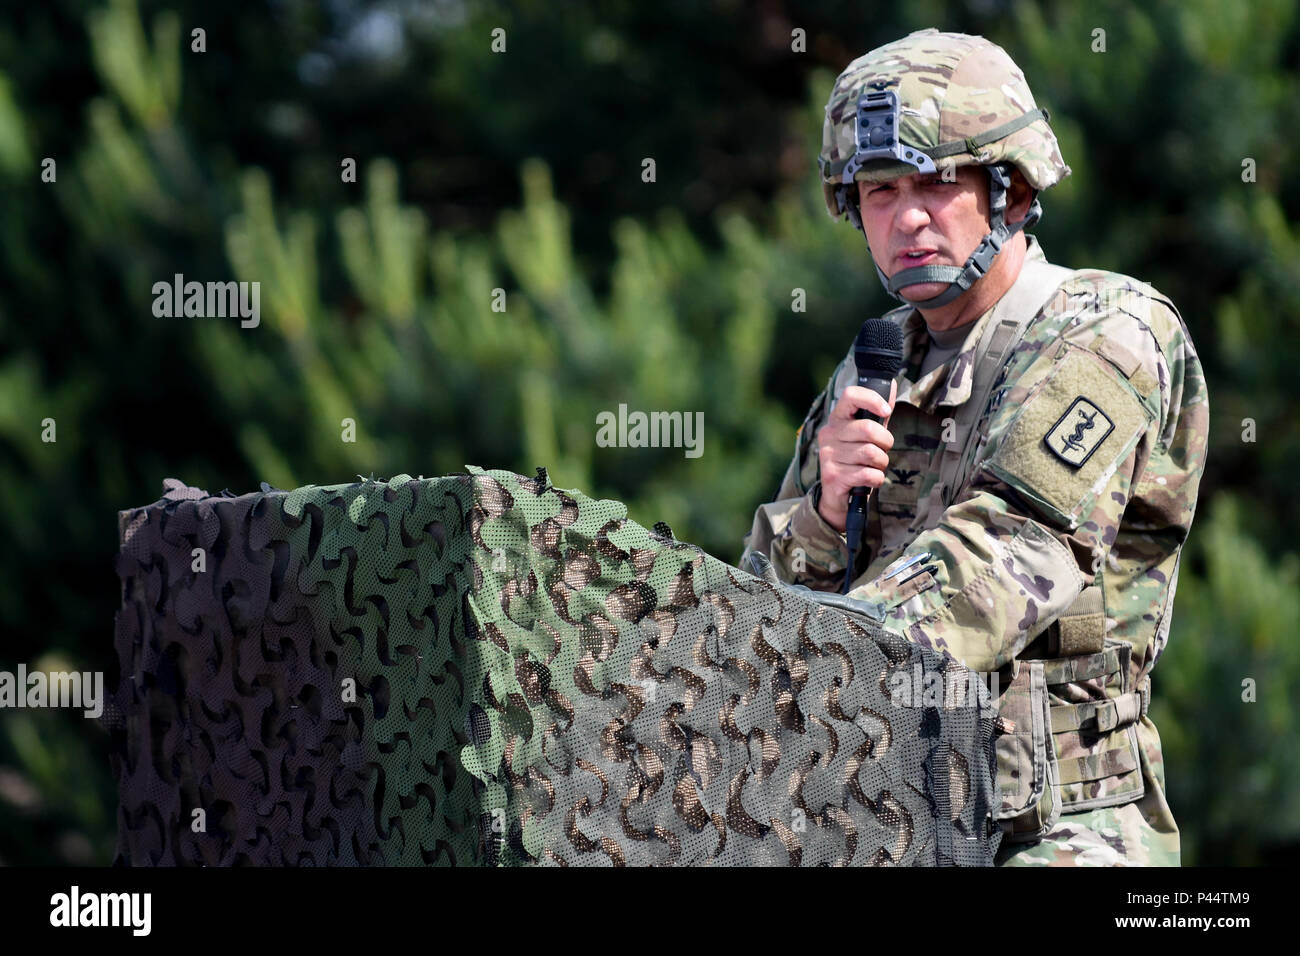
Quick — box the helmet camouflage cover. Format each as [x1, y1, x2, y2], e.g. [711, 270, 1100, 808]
[818, 29, 1071, 223]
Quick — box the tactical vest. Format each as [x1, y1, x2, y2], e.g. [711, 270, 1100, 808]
[883, 259, 1150, 842]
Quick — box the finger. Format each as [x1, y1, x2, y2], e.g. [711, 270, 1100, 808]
[835, 386, 893, 421]
[824, 462, 886, 493]
[837, 418, 894, 451]
[863, 444, 892, 471]
[827, 441, 889, 471]
[844, 467, 886, 489]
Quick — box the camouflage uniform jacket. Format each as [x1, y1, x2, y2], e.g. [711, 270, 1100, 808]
[741, 236, 1209, 862]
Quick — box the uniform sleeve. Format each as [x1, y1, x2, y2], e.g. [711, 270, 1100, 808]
[739, 359, 867, 590]
[847, 293, 1180, 673]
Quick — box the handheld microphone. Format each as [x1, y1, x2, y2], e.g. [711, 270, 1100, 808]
[843, 319, 904, 594]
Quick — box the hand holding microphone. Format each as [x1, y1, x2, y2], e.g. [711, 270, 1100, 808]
[815, 382, 897, 532]
[813, 319, 903, 593]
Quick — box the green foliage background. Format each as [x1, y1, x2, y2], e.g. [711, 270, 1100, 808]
[0, 0, 1296, 865]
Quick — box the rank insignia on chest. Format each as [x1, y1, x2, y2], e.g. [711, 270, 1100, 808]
[1044, 397, 1114, 467]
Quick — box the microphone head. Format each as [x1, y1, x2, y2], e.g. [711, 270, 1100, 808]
[854, 318, 904, 378]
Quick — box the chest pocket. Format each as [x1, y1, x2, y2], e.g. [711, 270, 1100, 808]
[874, 449, 930, 545]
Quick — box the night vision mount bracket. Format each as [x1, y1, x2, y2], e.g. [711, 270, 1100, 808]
[840, 87, 937, 183]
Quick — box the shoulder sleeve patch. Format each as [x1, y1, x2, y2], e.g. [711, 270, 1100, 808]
[1044, 397, 1114, 467]
[986, 345, 1153, 525]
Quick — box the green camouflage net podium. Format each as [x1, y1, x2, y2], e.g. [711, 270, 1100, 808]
[106, 467, 1002, 865]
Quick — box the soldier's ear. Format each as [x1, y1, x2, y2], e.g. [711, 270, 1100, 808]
[1006, 169, 1035, 224]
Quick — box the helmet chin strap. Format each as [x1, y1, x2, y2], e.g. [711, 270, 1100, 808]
[841, 164, 1042, 309]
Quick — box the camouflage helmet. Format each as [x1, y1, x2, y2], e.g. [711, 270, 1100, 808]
[818, 30, 1071, 308]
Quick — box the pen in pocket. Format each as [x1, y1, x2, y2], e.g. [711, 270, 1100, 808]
[898, 563, 938, 587]
[883, 551, 932, 581]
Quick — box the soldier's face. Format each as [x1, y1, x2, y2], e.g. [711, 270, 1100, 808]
[857, 165, 991, 304]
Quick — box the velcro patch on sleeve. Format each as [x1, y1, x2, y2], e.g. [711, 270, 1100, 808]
[987, 346, 1150, 524]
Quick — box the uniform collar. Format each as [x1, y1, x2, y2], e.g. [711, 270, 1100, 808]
[894, 236, 1048, 415]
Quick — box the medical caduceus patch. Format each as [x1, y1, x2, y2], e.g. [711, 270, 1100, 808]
[1044, 397, 1114, 468]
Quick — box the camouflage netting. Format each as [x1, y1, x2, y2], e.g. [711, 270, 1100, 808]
[106, 466, 1002, 865]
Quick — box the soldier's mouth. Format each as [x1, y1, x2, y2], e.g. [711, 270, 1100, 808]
[895, 249, 939, 267]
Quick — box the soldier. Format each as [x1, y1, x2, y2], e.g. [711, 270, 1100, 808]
[741, 29, 1209, 865]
